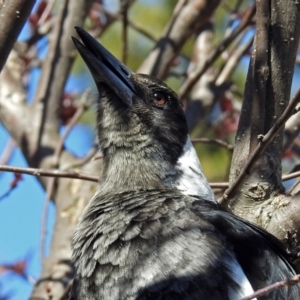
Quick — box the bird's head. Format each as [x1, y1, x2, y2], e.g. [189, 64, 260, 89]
[72, 27, 214, 200]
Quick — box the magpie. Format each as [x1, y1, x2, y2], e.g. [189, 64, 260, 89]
[70, 27, 300, 300]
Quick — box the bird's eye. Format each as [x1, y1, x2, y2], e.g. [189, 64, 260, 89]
[153, 92, 168, 107]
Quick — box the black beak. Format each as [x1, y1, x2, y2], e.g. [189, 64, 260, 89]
[72, 27, 137, 107]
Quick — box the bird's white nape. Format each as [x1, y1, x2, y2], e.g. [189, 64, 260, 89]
[174, 138, 216, 202]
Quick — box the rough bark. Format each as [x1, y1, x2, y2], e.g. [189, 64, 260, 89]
[228, 0, 300, 248]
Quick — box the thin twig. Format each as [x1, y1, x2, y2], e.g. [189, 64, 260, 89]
[38, 0, 56, 26]
[0, 0, 36, 72]
[219, 87, 300, 205]
[104, 9, 156, 42]
[224, 0, 244, 37]
[120, 0, 129, 64]
[178, 5, 255, 100]
[241, 274, 300, 300]
[1, 165, 300, 190]
[210, 182, 229, 189]
[0, 164, 99, 182]
[282, 171, 300, 182]
[191, 138, 234, 151]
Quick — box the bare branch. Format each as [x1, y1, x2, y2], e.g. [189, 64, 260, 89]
[229, 0, 300, 205]
[248, 0, 269, 155]
[0, 0, 35, 72]
[284, 171, 300, 182]
[104, 9, 156, 42]
[215, 34, 254, 86]
[120, 0, 129, 64]
[0, 164, 99, 182]
[2, 163, 300, 193]
[138, 0, 221, 79]
[210, 182, 229, 189]
[179, 5, 255, 100]
[241, 274, 300, 300]
[220, 88, 300, 205]
[31, 0, 93, 158]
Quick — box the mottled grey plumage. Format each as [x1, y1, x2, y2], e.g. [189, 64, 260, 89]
[70, 27, 300, 300]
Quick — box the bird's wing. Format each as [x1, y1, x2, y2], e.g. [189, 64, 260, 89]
[192, 198, 300, 300]
[70, 190, 256, 300]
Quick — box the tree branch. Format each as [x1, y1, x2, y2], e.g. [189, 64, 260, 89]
[30, 0, 93, 161]
[137, 0, 221, 79]
[220, 87, 300, 205]
[120, 0, 129, 64]
[0, 0, 36, 72]
[0, 164, 98, 182]
[241, 274, 300, 300]
[179, 5, 255, 100]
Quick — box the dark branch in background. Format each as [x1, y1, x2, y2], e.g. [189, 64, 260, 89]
[241, 274, 300, 300]
[104, 9, 156, 42]
[0, 0, 36, 72]
[247, 0, 269, 156]
[223, 0, 244, 35]
[220, 88, 300, 205]
[179, 5, 255, 100]
[138, 0, 221, 79]
[120, 0, 129, 64]
[89, 1, 136, 40]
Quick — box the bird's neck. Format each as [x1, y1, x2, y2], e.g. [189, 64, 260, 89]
[100, 147, 176, 192]
[99, 138, 215, 202]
